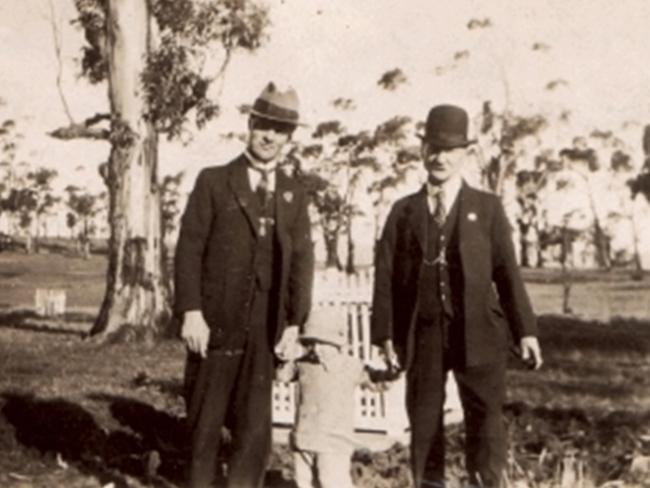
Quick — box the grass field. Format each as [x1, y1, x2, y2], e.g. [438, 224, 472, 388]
[1, 251, 649, 487]
[0, 252, 106, 310]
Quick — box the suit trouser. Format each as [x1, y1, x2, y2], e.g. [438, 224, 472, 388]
[185, 290, 274, 488]
[407, 318, 507, 488]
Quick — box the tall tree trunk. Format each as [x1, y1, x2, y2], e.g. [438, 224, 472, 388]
[91, 0, 170, 340]
[345, 222, 356, 275]
[485, 156, 501, 193]
[630, 195, 643, 278]
[583, 175, 611, 269]
[25, 232, 33, 254]
[592, 220, 611, 269]
[560, 227, 573, 314]
[323, 222, 342, 270]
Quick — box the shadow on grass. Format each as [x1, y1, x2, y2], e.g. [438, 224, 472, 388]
[0, 309, 94, 336]
[90, 393, 187, 479]
[0, 391, 185, 487]
[538, 377, 636, 398]
[92, 394, 295, 488]
[129, 373, 186, 404]
[90, 394, 293, 487]
[0, 389, 295, 486]
[538, 314, 650, 355]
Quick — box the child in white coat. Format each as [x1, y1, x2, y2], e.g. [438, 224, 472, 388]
[277, 306, 395, 488]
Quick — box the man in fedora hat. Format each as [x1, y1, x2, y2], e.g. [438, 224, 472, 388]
[175, 82, 314, 487]
[371, 104, 542, 487]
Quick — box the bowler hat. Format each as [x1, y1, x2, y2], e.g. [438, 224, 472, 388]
[419, 104, 476, 149]
[245, 82, 304, 126]
[300, 306, 348, 347]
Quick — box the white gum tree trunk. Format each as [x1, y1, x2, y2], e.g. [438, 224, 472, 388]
[91, 0, 170, 340]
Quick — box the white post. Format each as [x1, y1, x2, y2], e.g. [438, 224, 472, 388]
[34, 288, 66, 317]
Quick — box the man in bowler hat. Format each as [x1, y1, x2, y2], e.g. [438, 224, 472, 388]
[371, 104, 542, 487]
[175, 82, 314, 487]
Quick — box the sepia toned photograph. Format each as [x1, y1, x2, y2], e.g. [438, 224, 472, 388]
[0, 1, 649, 487]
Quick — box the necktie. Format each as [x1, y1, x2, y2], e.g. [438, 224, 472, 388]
[256, 169, 270, 208]
[255, 169, 273, 236]
[433, 188, 446, 226]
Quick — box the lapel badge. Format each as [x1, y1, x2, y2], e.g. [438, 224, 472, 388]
[467, 212, 477, 222]
[283, 191, 293, 203]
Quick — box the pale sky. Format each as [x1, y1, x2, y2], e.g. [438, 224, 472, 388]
[1, 0, 650, 194]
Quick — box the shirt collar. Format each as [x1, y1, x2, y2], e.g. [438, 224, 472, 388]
[427, 175, 461, 199]
[426, 175, 462, 213]
[244, 151, 277, 191]
[244, 150, 278, 174]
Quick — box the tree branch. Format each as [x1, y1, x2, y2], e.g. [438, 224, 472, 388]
[48, 113, 111, 141]
[207, 48, 233, 100]
[48, 0, 75, 124]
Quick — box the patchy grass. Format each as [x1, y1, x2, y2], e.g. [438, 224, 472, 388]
[507, 315, 650, 413]
[0, 251, 106, 310]
[1, 252, 650, 486]
[3, 250, 650, 319]
[1, 316, 649, 487]
[504, 316, 650, 486]
[0, 326, 187, 487]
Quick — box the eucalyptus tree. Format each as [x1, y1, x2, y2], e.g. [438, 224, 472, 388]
[49, 0, 269, 340]
[0, 117, 20, 232]
[65, 185, 100, 258]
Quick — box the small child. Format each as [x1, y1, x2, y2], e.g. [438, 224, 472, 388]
[277, 306, 396, 488]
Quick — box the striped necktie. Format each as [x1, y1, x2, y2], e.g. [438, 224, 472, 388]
[256, 169, 271, 208]
[432, 188, 446, 226]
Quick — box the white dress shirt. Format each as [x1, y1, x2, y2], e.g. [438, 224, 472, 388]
[426, 175, 462, 216]
[244, 151, 277, 193]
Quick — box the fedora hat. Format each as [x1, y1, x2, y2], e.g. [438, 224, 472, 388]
[419, 104, 476, 149]
[245, 82, 304, 127]
[300, 306, 348, 347]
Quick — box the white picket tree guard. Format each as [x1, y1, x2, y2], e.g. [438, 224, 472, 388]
[34, 288, 67, 316]
[271, 268, 463, 439]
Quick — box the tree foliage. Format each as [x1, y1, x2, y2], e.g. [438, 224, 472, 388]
[331, 97, 356, 111]
[72, 0, 269, 140]
[610, 150, 632, 173]
[630, 125, 650, 203]
[377, 68, 408, 91]
[478, 101, 548, 194]
[65, 185, 101, 257]
[1, 168, 59, 251]
[160, 171, 185, 239]
[26, 168, 60, 227]
[466, 17, 492, 30]
[2, 188, 38, 229]
[291, 108, 421, 270]
[0, 118, 20, 211]
[629, 173, 650, 203]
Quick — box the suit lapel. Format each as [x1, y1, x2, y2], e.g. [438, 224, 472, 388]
[274, 169, 291, 245]
[441, 191, 461, 241]
[228, 155, 261, 238]
[457, 181, 481, 262]
[407, 186, 429, 252]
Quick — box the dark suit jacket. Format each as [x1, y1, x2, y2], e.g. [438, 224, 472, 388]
[371, 182, 537, 368]
[174, 155, 314, 350]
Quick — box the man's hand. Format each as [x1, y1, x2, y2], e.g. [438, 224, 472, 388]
[181, 310, 210, 358]
[381, 339, 401, 372]
[275, 325, 302, 361]
[519, 336, 543, 370]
